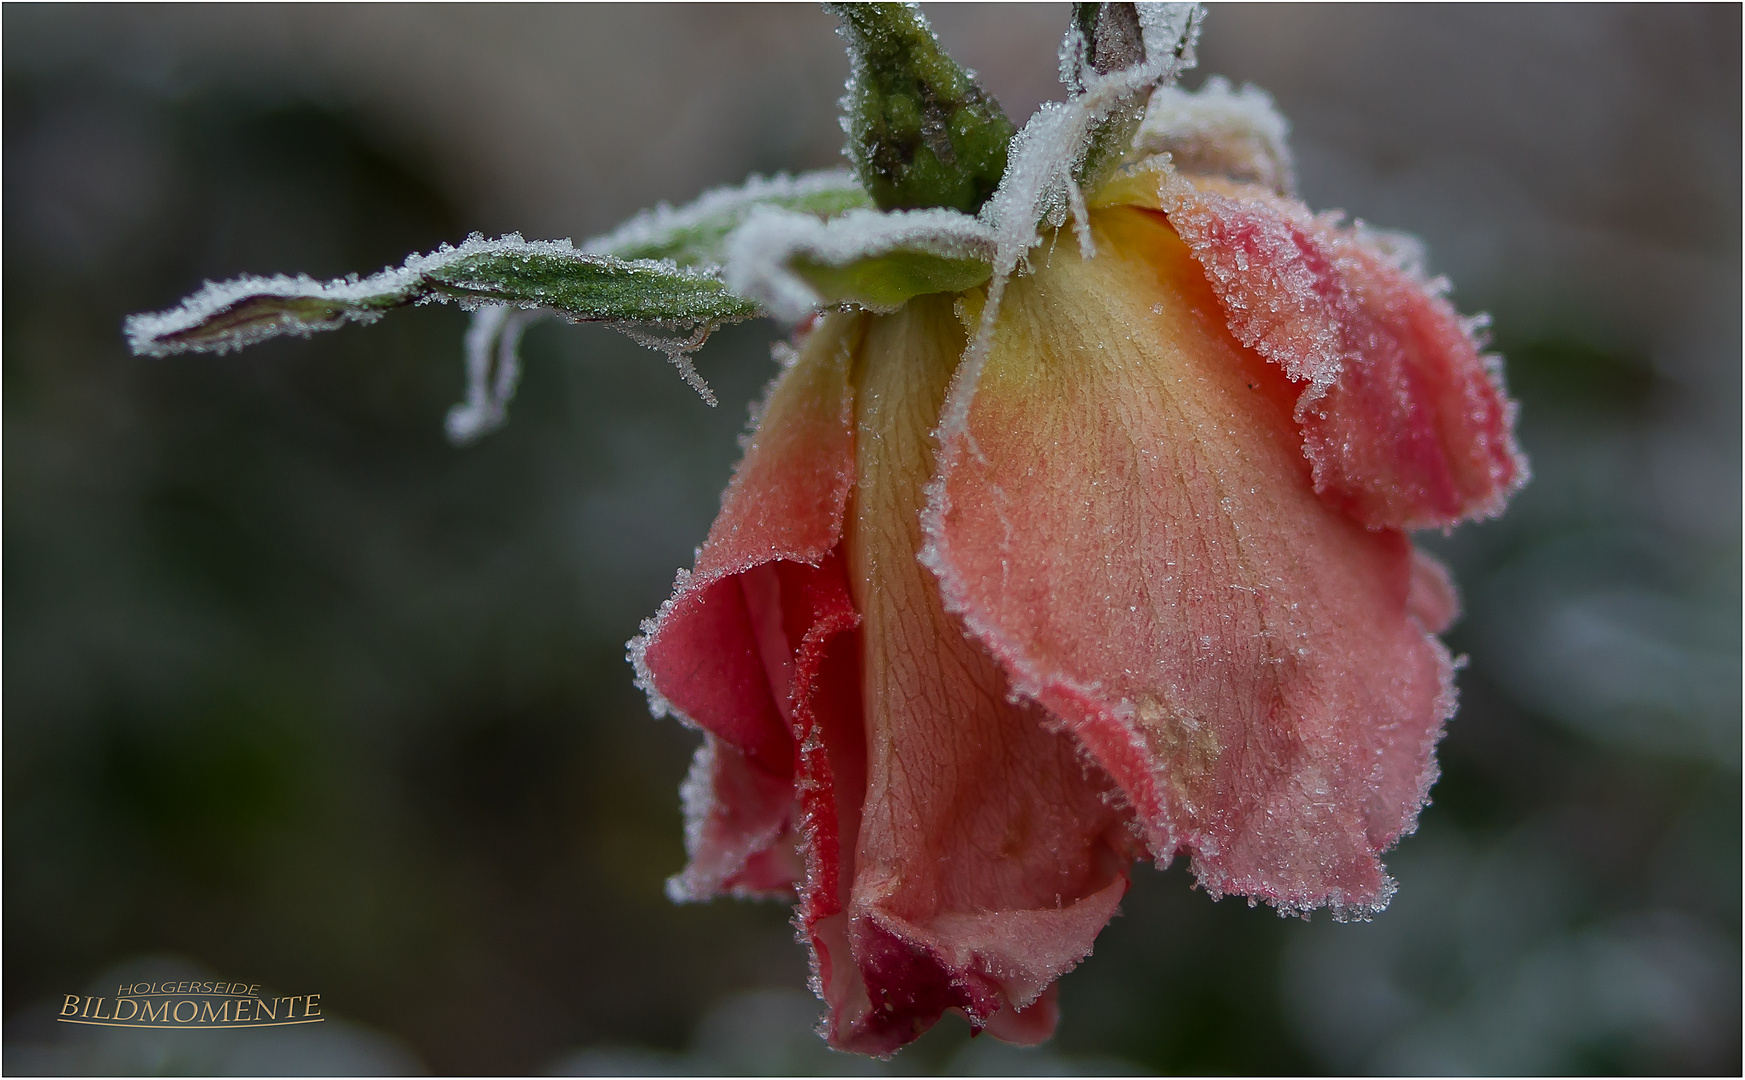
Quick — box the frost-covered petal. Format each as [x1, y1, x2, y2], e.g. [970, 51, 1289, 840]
[749, 555, 867, 1045]
[1152, 172, 1527, 530]
[835, 296, 1136, 1054]
[668, 733, 805, 902]
[925, 208, 1455, 916]
[632, 313, 863, 899]
[1134, 75, 1296, 195]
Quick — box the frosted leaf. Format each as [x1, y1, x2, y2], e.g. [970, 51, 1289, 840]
[584, 170, 872, 268]
[126, 232, 759, 359]
[445, 305, 537, 445]
[451, 171, 869, 422]
[1136, 75, 1296, 195]
[723, 205, 995, 324]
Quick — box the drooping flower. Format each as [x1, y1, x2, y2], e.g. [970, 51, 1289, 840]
[124, 2, 1525, 1059]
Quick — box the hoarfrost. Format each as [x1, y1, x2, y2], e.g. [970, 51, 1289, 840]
[605, 320, 720, 406]
[441, 172, 873, 425]
[1137, 75, 1296, 195]
[127, 232, 769, 429]
[950, 2, 1202, 442]
[584, 169, 871, 268]
[124, 268, 418, 358]
[126, 232, 755, 359]
[446, 304, 537, 445]
[1349, 222, 1434, 284]
[983, 1, 1201, 274]
[722, 205, 995, 324]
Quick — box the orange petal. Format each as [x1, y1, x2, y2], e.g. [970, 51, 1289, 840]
[832, 296, 1136, 1055]
[1150, 172, 1526, 530]
[926, 207, 1456, 916]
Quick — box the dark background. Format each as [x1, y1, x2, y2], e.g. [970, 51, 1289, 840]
[4, 4, 1739, 1074]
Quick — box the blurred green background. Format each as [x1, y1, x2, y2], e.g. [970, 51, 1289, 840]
[4, 4, 1739, 1075]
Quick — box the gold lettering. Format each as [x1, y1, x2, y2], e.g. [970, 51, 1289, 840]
[141, 1001, 169, 1023]
[91, 999, 111, 1021]
[81, 997, 94, 1018]
[286, 995, 303, 1016]
[61, 995, 81, 1017]
[172, 1000, 197, 1023]
[303, 993, 321, 1018]
[112, 998, 139, 1022]
[232, 998, 252, 1022]
[255, 997, 277, 1021]
[199, 1000, 231, 1023]
[248, 984, 261, 997]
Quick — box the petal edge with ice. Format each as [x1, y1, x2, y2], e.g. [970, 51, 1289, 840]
[924, 207, 1456, 917]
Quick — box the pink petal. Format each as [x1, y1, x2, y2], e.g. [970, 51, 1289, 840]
[926, 208, 1456, 916]
[634, 314, 863, 900]
[667, 733, 805, 901]
[1156, 174, 1526, 530]
[1408, 547, 1461, 636]
[759, 555, 868, 1039]
[832, 297, 1137, 1055]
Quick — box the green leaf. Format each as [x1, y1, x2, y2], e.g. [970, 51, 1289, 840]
[587, 170, 873, 268]
[827, 2, 1016, 214]
[126, 234, 759, 359]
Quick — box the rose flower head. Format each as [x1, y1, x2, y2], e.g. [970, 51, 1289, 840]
[126, 2, 1526, 1059]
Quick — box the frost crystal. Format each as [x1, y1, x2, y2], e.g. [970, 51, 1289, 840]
[585, 170, 872, 268]
[125, 232, 755, 359]
[445, 171, 874, 432]
[446, 305, 535, 445]
[1136, 75, 1296, 195]
[951, 2, 1202, 444]
[982, 2, 1201, 286]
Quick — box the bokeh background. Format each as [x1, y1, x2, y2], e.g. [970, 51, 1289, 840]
[5, 4, 1739, 1074]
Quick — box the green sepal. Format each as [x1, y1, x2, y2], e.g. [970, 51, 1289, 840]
[722, 207, 994, 322]
[791, 250, 992, 312]
[827, 3, 1016, 214]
